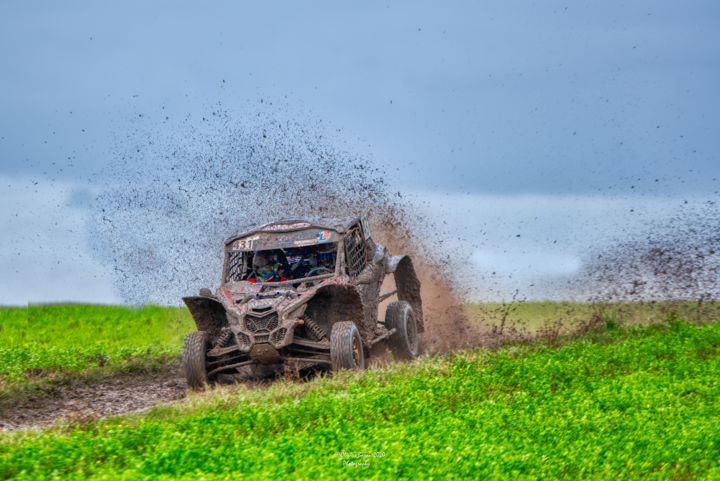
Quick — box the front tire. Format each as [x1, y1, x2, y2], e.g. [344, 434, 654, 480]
[385, 301, 419, 360]
[183, 331, 209, 389]
[330, 321, 365, 371]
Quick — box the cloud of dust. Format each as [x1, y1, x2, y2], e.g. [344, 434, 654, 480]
[89, 107, 482, 351]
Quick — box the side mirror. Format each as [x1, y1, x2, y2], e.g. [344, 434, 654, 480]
[199, 288, 213, 297]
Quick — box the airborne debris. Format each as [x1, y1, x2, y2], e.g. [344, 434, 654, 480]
[90, 107, 480, 354]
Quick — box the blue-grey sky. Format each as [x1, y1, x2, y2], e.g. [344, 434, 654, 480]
[2, 0, 719, 194]
[1, 1, 719, 305]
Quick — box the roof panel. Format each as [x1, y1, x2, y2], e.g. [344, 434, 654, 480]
[225, 216, 361, 244]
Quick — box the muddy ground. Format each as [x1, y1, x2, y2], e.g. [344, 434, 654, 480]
[3, 299, 715, 430]
[0, 346, 456, 430]
[1, 323, 506, 431]
[0, 323, 494, 431]
[0, 367, 187, 430]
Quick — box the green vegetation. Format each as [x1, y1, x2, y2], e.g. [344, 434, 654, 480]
[2, 318, 720, 480]
[0, 305, 193, 404]
[5, 301, 714, 391]
[468, 299, 720, 333]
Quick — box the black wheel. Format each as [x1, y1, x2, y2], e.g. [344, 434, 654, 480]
[330, 321, 365, 371]
[183, 331, 209, 389]
[385, 301, 419, 360]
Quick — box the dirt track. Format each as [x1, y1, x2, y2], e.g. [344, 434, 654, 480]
[0, 367, 187, 430]
[0, 330, 498, 431]
[0, 351, 423, 430]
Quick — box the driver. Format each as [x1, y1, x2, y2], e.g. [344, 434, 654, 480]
[284, 248, 310, 279]
[250, 251, 288, 283]
[316, 242, 335, 270]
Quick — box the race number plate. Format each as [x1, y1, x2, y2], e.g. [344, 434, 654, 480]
[232, 236, 259, 251]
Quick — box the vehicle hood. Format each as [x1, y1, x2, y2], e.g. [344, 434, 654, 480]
[216, 282, 304, 318]
[215, 276, 351, 321]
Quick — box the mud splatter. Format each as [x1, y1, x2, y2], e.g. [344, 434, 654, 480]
[89, 106, 481, 352]
[89, 105, 718, 354]
[374, 222, 485, 353]
[578, 199, 720, 302]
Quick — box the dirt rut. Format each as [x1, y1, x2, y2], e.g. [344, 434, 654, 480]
[0, 367, 187, 430]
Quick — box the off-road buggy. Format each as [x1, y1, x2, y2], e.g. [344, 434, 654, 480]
[182, 216, 424, 388]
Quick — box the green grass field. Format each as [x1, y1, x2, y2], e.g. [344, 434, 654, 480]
[1, 304, 720, 480]
[2, 301, 718, 406]
[2, 319, 720, 479]
[0, 305, 193, 405]
[468, 299, 720, 333]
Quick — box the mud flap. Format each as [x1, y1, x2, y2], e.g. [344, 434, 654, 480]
[182, 296, 229, 336]
[386, 255, 424, 332]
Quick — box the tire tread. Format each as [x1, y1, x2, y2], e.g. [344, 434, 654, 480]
[183, 331, 209, 389]
[385, 301, 419, 360]
[330, 321, 365, 371]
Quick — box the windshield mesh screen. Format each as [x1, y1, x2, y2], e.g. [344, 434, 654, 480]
[345, 227, 367, 276]
[226, 251, 245, 282]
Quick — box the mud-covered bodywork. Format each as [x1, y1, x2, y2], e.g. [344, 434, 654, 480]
[182, 216, 423, 380]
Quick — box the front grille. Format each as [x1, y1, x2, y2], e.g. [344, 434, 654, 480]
[254, 334, 269, 343]
[235, 332, 252, 350]
[245, 312, 279, 334]
[270, 327, 287, 346]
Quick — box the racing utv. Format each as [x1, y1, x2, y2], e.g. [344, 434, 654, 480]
[181, 216, 424, 388]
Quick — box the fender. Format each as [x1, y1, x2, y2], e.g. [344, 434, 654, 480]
[385, 255, 424, 332]
[182, 296, 229, 335]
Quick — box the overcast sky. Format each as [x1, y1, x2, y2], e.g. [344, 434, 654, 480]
[1, 1, 719, 304]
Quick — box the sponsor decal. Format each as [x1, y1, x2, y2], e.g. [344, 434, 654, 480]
[321, 275, 350, 287]
[221, 287, 233, 302]
[262, 222, 311, 232]
[293, 238, 317, 247]
[317, 230, 332, 242]
[296, 275, 350, 299]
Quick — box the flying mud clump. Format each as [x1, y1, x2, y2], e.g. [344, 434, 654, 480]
[578, 200, 720, 302]
[89, 107, 483, 353]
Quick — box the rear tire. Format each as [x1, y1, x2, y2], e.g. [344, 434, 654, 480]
[385, 301, 419, 360]
[330, 321, 365, 371]
[183, 331, 209, 389]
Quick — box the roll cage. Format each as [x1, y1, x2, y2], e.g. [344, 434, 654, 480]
[220, 221, 370, 287]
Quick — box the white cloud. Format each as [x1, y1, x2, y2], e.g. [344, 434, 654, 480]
[0, 176, 121, 305]
[471, 249, 582, 277]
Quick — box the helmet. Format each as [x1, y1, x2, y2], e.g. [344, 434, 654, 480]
[253, 252, 279, 281]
